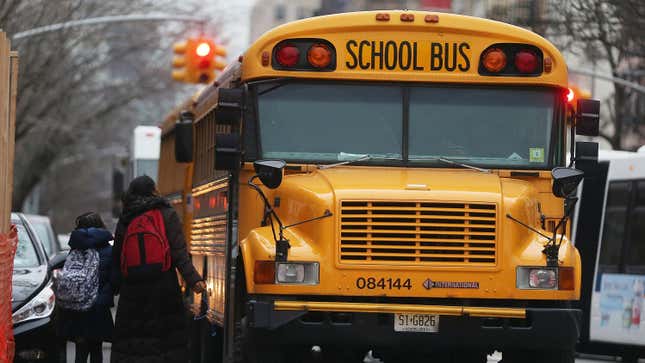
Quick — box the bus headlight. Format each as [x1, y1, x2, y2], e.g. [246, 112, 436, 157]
[516, 267, 557, 290]
[276, 262, 319, 284]
[12, 282, 56, 325]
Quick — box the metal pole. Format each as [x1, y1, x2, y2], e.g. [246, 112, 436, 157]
[570, 68, 645, 94]
[12, 14, 207, 40]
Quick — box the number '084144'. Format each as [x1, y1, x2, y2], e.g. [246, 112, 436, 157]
[356, 277, 412, 290]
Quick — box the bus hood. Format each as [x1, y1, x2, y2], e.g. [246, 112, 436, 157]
[273, 166, 520, 268]
[306, 166, 502, 204]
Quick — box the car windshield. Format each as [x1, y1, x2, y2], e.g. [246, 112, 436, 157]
[255, 82, 561, 169]
[14, 224, 40, 268]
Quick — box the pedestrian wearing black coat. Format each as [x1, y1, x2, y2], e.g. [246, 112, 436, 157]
[57, 212, 114, 363]
[110, 175, 205, 363]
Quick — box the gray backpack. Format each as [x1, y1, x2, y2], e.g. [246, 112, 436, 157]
[55, 249, 99, 311]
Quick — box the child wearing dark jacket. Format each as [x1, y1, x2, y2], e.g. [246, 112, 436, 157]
[57, 212, 114, 363]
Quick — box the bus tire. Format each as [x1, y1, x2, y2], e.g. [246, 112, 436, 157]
[234, 317, 286, 363]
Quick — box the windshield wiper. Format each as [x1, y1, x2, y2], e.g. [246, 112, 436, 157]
[409, 156, 490, 173]
[437, 157, 490, 173]
[318, 153, 400, 170]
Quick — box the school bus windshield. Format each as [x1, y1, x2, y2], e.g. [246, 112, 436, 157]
[256, 82, 562, 169]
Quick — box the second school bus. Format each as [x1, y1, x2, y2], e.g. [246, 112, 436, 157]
[158, 10, 601, 363]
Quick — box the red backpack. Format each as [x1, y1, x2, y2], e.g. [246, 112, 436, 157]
[120, 209, 171, 279]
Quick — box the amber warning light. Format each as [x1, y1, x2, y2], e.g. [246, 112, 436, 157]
[479, 43, 543, 76]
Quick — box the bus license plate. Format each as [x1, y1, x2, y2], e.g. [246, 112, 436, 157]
[394, 313, 439, 332]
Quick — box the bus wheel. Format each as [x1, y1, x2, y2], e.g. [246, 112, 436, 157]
[234, 317, 285, 363]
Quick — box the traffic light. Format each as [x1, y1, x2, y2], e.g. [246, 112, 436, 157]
[172, 38, 227, 84]
[172, 40, 189, 82]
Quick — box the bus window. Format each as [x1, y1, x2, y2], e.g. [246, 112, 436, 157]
[257, 83, 402, 161]
[625, 180, 645, 274]
[409, 87, 556, 168]
[597, 181, 632, 286]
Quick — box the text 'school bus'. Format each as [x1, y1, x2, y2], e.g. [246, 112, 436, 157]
[573, 150, 645, 363]
[157, 10, 601, 363]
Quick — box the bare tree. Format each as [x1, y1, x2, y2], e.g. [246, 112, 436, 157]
[551, 0, 645, 150]
[1, 0, 199, 217]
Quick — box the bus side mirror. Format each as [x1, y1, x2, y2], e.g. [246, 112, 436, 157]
[214, 88, 244, 125]
[215, 133, 241, 171]
[551, 167, 584, 198]
[175, 111, 194, 163]
[253, 160, 286, 189]
[575, 99, 600, 136]
[575, 141, 598, 167]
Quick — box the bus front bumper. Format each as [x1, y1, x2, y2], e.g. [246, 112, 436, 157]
[247, 299, 581, 351]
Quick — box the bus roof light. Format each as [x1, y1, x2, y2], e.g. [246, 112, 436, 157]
[307, 43, 332, 68]
[515, 49, 538, 73]
[276, 44, 300, 67]
[400, 13, 415, 22]
[482, 48, 507, 73]
[375, 13, 390, 21]
[425, 14, 439, 23]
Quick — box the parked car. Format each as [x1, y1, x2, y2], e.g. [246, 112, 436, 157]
[23, 214, 64, 258]
[11, 212, 66, 362]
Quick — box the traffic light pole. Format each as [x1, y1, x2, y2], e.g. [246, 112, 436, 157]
[12, 14, 207, 40]
[570, 68, 645, 95]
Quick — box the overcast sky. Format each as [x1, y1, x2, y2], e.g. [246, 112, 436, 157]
[199, 0, 254, 63]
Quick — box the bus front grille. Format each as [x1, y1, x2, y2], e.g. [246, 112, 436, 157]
[339, 200, 497, 266]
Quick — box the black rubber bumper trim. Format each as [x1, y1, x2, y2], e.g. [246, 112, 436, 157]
[247, 300, 581, 350]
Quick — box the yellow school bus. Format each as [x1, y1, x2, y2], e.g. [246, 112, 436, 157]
[158, 10, 601, 363]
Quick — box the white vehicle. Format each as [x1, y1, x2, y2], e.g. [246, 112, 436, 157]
[574, 149, 645, 362]
[130, 126, 161, 182]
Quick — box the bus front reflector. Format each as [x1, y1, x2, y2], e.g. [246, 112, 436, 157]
[254, 261, 276, 284]
[558, 267, 575, 290]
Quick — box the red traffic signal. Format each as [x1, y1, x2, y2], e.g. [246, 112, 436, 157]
[172, 37, 227, 84]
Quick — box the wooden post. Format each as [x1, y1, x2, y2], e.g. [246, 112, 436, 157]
[0, 32, 18, 233]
